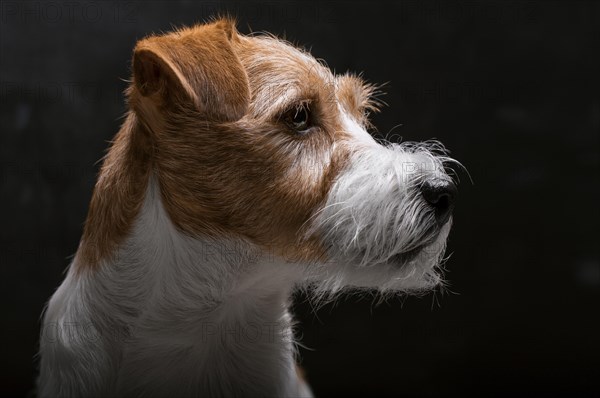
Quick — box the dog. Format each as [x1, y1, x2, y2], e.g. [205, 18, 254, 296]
[38, 18, 458, 397]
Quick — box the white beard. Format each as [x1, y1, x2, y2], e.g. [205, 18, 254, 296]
[304, 140, 456, 295]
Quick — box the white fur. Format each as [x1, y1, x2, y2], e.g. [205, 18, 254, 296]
[305, 112, 454, 296]
[339, 107, 379, 147]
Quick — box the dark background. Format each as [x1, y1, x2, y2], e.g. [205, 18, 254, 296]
[1, 1, 599, 396]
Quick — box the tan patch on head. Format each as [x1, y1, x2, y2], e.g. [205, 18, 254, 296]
[150, 32, 358, 262]
[78, 18, 375, 269]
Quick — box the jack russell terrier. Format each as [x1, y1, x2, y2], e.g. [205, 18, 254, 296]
[38, 17, 458, 397]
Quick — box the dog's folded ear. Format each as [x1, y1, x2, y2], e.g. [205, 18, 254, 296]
[132, 19, 249, 122]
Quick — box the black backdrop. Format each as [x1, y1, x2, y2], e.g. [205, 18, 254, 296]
[1, 1, 599, 396]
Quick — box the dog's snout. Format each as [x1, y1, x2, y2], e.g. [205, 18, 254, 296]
[420, 179, 457, 225]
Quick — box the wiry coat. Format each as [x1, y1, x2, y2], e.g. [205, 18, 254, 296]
[38, 18, 457, 397]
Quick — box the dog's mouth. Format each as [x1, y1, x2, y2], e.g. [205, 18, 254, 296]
[348, 243, 428, 268]
[320, 221, 446, 269]
[386, 245, 425, 266]
[384, 224, 442, 267]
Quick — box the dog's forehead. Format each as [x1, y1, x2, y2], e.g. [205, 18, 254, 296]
[238, 35, 330, 79]
[235, 35, 335, 114]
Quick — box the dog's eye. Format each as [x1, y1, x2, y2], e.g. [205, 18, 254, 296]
[283, 103, 312, 134]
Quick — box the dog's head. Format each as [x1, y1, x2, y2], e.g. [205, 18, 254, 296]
[128, 18, 458, 292]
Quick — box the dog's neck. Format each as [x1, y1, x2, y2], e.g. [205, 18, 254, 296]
[97, 180, 305, 395]
[46, 115, 310, 396]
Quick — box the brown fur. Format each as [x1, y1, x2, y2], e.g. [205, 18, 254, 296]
[77, 18, 379, 271]
[78, 113, 152, 269]
[336, 73, 383, 128]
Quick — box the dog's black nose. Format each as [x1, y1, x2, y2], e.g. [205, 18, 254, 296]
[420, 179, 457, 225]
